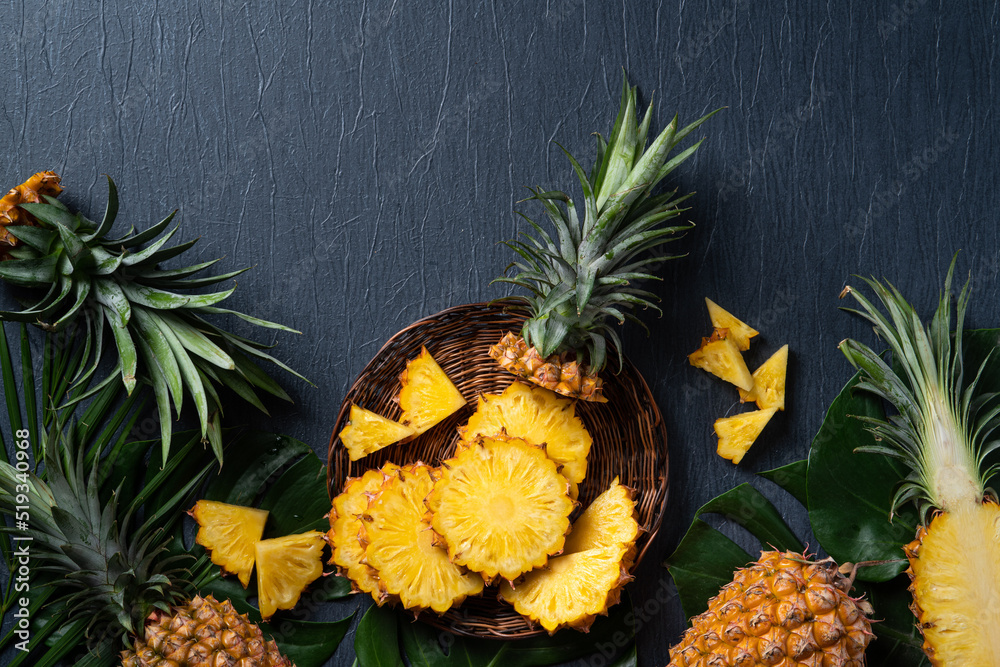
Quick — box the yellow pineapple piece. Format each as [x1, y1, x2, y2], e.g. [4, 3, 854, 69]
[255, 531, 325, 619]
[563, 477, 640, 569]
[339, 405, 416, 461]
[688, 328, 754, 391]
[363, 463, 484, 612]
[190, 500, 268, 588]
[715, 407, 778, 464]
[428, 436, 574, 583]
[500, 544, 632, 634]
[458, 381, 592, 498]
[398, 346, 467, 435]
[705, 297, 758, 351]
[739, 344, 789, 410]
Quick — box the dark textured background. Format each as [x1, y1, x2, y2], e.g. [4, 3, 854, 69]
[1, 1, 999, 665]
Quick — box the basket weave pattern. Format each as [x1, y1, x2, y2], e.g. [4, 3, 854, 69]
[327, 303, 669, 638]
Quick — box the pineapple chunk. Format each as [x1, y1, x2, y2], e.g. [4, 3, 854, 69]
[563, 477, 640, 569]
[688, 328, 754, 391]
[398, 346, 467, 435]
[339, 405, 416, 461]
[739, 344, 789, 410]
[363, 463, 484, 612]
[715, 407, 778, 464]
[190, 500, 268, 588]
[458, 381, 592, 498]
[499, 544, 632, 634]
[428, 436, 574, 583]
[705, 298, 758, 351]
[255, 531, 325, 619]
[328, 465, 398, 596]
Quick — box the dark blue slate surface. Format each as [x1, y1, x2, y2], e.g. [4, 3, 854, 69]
[1, 1, 999, 665]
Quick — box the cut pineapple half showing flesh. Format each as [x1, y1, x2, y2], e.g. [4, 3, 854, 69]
[190, 500, 269, 588]
[739, 344, 789, 410]
[705, 298, 758, 351]
[715, 407, 778, 464]
[398, 346, 467, 435]
[363, 463, 484, 612]
[339, 405, 416, 461]
[328, 465, 398, 596]
[458, 381, 592, 498]
[428, 436, 574, 583]
[563, 477, 640, 568]
[500, 544, 632, 634]
[255, 531, 325, 619]
[688, 328, 754, 391]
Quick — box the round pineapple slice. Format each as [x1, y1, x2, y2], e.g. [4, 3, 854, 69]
[458, 381, 592, 498]
[398, 346, 467, 435]
[499, 544, 632, 634]
[363, 463, 484, 612]
[428, 436, 574, 582]
[255, 531, 325, 620]
[190, 500, 269, 588]
[563, 477, 640, 568]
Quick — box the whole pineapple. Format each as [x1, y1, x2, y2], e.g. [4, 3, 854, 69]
[667, 551, 873, 666]
[490, 76, 718, 401]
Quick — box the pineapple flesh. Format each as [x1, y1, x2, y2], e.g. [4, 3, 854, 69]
[339, 404, 416, 461]
[398, 346, 467, 435]
[428, 436, 574, 582]
[705, 298, 758, 351]
[714, 407, 778, 464]
[739, 343, 789, 410]
[362, 463, 484, 612]
[190, 500, 269, 588]
[255, 531, 325, 620]
[562, 477, 640, 564]
[458, 381, 593, 498]
[667, 551, 872, 666]
[688, 328, 754, 391]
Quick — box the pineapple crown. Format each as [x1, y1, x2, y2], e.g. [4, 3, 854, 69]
[0, 174, 307, 463]
[838, 257, 1000, 521]
[496, 75, 718, 373]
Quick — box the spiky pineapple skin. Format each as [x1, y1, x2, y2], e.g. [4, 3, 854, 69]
[0, 171, 62, 256]
[668, 552, 872, 667]
[120, 594, 293, 667]
[489, 332, 604, 402]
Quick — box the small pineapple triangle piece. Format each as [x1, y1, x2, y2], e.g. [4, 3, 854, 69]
[688, 328, 754, 391]
[428, 436, 574, 583]
[190, 500, 269, 588]
[255, 531, 325, 619]
[328, 465, 398, 596]
[363, 463, 484, 612]
[339, 405, 416, 461]
[705, 298, 758, 351]
[458, 381, 593, 498]
[500, 544, 632, 634]
[739, 344, 789, 410]
[715, 407, 778, 464]
[399, 347, 467, 435]
[563, 478, 640, 569]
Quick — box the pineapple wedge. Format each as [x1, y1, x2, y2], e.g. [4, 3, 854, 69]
[458, 381, 592, 498]
[190, 500, 268, 588]
[255, 531, 325, 619]
[739, 344, 789, 410]
[328, 465, 398, 596]
[563, 478, 640, 568]
[339, 405, 416, 461]
[399, 346, 467, 435]
[705, 298, 758, 351]
[688, 328, 754, 391]
[715, 407, 778, 464]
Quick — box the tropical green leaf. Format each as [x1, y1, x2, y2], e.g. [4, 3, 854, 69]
[355, 604, 405, 667]
[759, 459, 809, 506]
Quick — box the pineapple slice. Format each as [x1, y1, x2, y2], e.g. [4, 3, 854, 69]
[398, 347, 467, 435]
[428, 436, 574, 583]
[739, 344, 789, 410]
[500, 544, 632, 634]
[363, 463, 484, 612]
[563, 478, 640, 568]
[705, 298, 758, 351]
[328, 465, 398, 596]
[255, 531, 325, 619]
[190, 500, 269, 588]
[688, 328, 754, 391]
[458, 381, 592, 498]
[339, 405, 416, 461]
[715, 407, 778, 464]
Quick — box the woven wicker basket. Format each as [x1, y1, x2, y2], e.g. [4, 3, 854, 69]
[327, 302, 669, 638]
